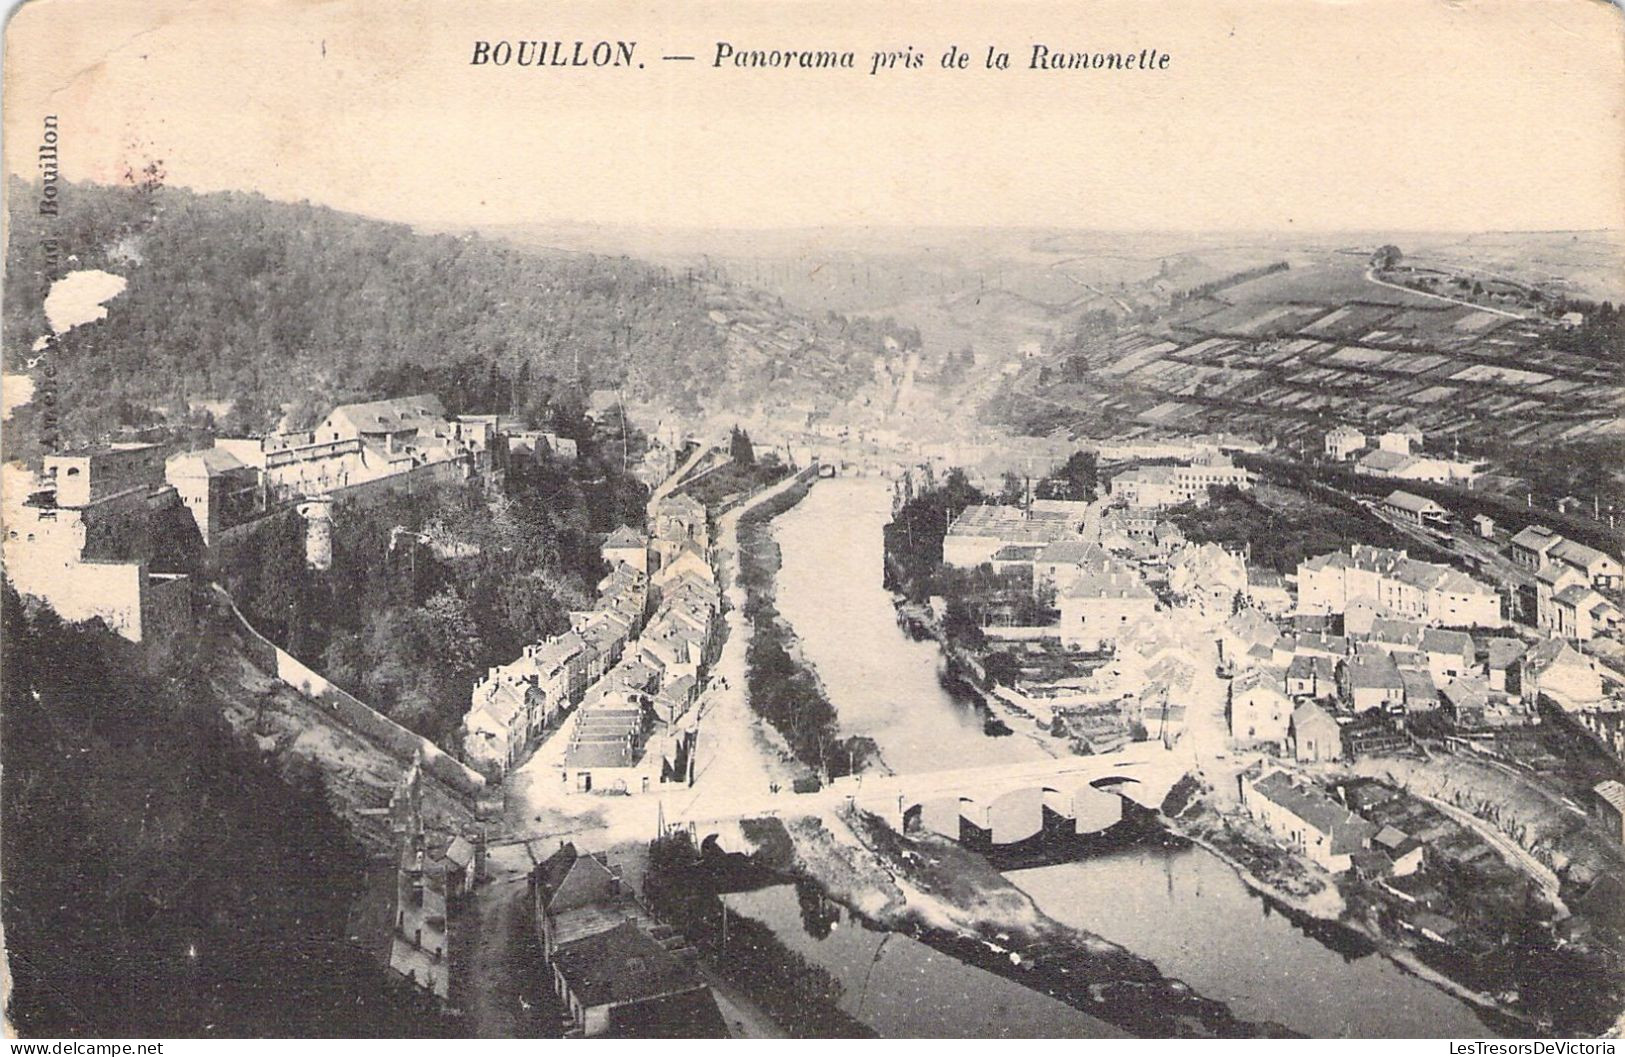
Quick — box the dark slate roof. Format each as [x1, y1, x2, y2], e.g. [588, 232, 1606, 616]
[564, 739, 638, 769]
[604, 984, 730, 1038]
[536, 843, 619, 912]
[1251, 770, 1377, 855]
[1346, 653, 1404, 690]
[1421, 627, 1474, 658]
[1288, 654, 1337, 682]
[1482, 636, 1528, 670]
[552, 920, 707, 1010]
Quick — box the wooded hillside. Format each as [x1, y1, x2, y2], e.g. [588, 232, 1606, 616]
[0, 586, 458, 1037]
[3, 178, 888, 450]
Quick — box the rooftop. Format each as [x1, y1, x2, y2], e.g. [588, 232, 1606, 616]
[551, 920, 708, 1011]
[1250, 770, 1377, 854]
[604, 525, 648, 550]
[1061, 562, 1156, 602]
[1347, 653, 1404, 690]
[325, 393, 447, 434]
[1383, 490, 1445, 515]
[1510, 525, 1560, 551]
[1594, 780, 1625, 812]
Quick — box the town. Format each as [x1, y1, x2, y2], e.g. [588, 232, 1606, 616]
[8, 0, 1625, 1038]
[5, 344, 1624, 1036]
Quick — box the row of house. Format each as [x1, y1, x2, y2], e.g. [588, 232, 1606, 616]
[385, 756, 483, 1002]
[1105, 452, 1253, 508]
[1324, 425, 1420, 462]
[1325, 425, 1481, 484]
[560, 493, 722, 795]
[1238, 765, 1431, 876]
[1511, 525, 1623, 642]
[1221, 604, 1583, 756]
[1297, 544, 1503, 628]
[462, 544, 652, 777]
[1239, 765, 1378, 872]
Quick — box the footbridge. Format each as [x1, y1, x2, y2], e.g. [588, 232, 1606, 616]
[667, 740, 1188, 853]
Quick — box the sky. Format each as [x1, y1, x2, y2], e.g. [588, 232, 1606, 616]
[3, 0, 1623, 233]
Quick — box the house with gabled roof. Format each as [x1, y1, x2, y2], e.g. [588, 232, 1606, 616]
[1287, 653, 1338, 699]
[1535, 561, 1588, 632]
[1230, 667, 1292, 746]
[463, 675, 532, 773]
[1325, 425, 1366, 461]
[1057, 559, 1157, 650]
[550, 921, 727, 1038]
[1592, 780, 1625, 844]
[1218, 607, 1284, 674]
[1400, 669, 1439, 715]
[1553, 585, 1623, 642]
[1421, 627, 1478, 685]
[602, 525, 649, 573]
[1290, 700, 1342, 763]
[1511, 525, 1563, 570]
[1239, 767, 1376, 873]
[1439, 676, 1491, 729]
[1524, 639, 1604, 711]
[1480, 637, 1527, 695]
[1372, 825, 1424, 876]
[317, 393, 448, 451]
[1550, 537, 1622, 589]
[1341, 652, 1405, 714]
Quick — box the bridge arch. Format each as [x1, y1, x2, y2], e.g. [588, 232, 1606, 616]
[988, 787, 1047, 845]
[911, 795, 986, 840]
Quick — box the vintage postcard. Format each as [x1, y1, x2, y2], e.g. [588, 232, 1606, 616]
[2, 0, 1623, 1044]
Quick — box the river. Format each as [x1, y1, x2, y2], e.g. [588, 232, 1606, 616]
[772, 477, 1054, 773]
[1011, 847, 1494, 1037]
[751, 476, 1502, 1037]
[722, 884, 1125, 1038]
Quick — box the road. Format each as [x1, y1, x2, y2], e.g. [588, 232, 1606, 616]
[647, 439, 719, 508]
[462, 868, 551, 1037]
[1363, 267, 1527, 319]
[670, 737, 1190, 834]
[500, 470, 810, 854]
[1413, 791, 1566, 911]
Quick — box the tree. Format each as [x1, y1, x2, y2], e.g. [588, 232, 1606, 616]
[1371, 244, 1403, 271]
[729, 425, 756, 467]
[1040, 450, 1097, 501]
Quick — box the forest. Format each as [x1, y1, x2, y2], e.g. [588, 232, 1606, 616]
[0, 585, 458, 1037]
[2, 177, 901, 457]
[216, 423, 648, 749]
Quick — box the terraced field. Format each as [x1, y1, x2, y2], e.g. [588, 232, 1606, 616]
[1012, 257, 1623, 449]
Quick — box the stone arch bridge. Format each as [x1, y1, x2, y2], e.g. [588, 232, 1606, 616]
[670, 742, 1187, 854]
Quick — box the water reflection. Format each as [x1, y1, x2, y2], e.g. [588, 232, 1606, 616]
[722, 884, 1125, 1038]
[1008, 844, 1498, 1038]
[772, 478, 1053, 773]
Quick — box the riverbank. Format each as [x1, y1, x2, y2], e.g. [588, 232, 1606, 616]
[735, 476, 883, 779]
[1162, 782, 1534, 1036]
[739, 803, 1294, 1038]
[773, 478, 1059, 773]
